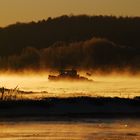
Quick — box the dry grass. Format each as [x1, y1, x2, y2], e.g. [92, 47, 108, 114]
[0, 86, 23, 101]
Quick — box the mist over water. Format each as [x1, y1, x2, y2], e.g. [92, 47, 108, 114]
[0, 72, 139, 140]
[0, 118, 140, 140]
[0, 72, 140, 99]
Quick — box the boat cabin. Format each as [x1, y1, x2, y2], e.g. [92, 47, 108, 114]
[59, 69, 78, 77]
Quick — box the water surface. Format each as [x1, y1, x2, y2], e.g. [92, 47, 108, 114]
[0, 118, 140, 140]
[0, 74, 140, 99]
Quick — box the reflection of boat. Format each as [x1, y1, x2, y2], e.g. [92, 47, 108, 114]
[48, 69, 92, 82]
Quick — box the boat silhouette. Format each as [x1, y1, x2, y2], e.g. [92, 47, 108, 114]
[48, 69, 92, 82]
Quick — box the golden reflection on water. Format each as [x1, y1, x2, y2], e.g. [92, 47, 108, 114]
[0, 72, 140, 99]
[0, 119, 140, 140]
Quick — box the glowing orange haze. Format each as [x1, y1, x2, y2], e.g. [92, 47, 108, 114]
[0, 0, 140, 27]
[0, 71, 140, 99]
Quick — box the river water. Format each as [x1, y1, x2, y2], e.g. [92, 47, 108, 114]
[0, 73, 140, 139]
[0, 74, 140, 99]
[0, 118, 140, 140]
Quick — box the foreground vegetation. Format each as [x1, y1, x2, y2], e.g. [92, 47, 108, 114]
[0, 95, 140, 118]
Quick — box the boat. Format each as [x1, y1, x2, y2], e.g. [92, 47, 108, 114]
[48, 69, 92, 82]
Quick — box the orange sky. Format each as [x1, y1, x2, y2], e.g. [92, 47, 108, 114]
[0, 0, 140, 27]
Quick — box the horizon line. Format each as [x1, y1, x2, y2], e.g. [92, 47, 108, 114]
[1, 14, 140, 28]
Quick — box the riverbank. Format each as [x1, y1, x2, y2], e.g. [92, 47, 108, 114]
[0, 96, 140, 118]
